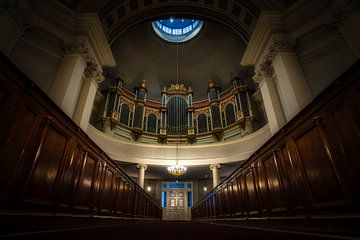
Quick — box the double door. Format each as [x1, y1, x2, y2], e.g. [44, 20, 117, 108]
[168, 190, 187, 220]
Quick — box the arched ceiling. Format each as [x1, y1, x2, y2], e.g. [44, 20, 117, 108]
[60, 0, 265, 45]
[108, 20, 252, 101]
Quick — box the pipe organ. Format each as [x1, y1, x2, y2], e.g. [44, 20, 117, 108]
[94, 75, 266, 144]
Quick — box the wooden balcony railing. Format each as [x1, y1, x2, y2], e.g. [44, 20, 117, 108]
[0, 54, 161, 219]
[192, 60, 360, 220]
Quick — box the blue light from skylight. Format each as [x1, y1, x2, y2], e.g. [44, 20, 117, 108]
[152, 18, 203, 43]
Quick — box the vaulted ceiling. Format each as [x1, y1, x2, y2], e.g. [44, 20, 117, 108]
[56, 0, 299, 180]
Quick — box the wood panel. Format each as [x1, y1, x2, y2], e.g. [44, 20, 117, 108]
[245, 170, 258, 214]
[0, 96, 45, 199]
[292, 122, 346, 205]
[262, 154, 284, 211]
[54, 143, 83, 207]
[74, 153, 97, 209]
[24, 121, 71, 202]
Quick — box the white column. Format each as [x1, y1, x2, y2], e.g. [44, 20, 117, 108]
[254, 63, 286, 135]
[137, 164, 147, 189]
[210, 164, 221, 188]
[73, 77, 97, 131]
[49, 53, 86, 117]
[73, 63, 102, 131]
[0, 16, 23, 57]
[271, 40, 312, 121]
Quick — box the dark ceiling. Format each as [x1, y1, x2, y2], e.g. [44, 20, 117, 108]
[107, 20, 249, 101]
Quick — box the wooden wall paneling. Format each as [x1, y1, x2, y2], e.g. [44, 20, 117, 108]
[53, 140, 82, 208]
[230, 180, 239, 215]
[111, 176, 121, 214]
[219, 189, 224, 216]
[207, 198, 211, 216]
[0, 70, 23, 142]
[228, 183, 236, 215]
[239, 174, 249, 216]
[289, 116, 347, 208]
[245, 168, 259, 215]
[22, 117, 73, 204]
[232, 177, 241, 215]
[214, 191, 220, 217]
[126, 184, 134, 216]
[140, 192, 146, 217]
[277, 142, 309, 211]
[100, 166, 114, 212]
[211, 194, 216, 217]
[68, 146, 86, 209]
[123, 182, 130, 216]
[319, 92, 360, 204]
[349, 73, 360, 113]
[223, 186, 229, 215]
[255, 159, 269, 214]
[0, 56, 162, 219]
[213, 194, 219, 217]
[117, 179, 126, 215]
[0, 95, 46, 200]
[92, 160, 106, 212]
[133, 187, 138, 217]
[262, 150, 287, 213]
[74, 151, 97, 210]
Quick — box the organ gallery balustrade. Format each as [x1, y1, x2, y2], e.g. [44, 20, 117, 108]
[92, 71, 267, 144]
[0, 54, 161, 219]
[192, 60, 360, 219]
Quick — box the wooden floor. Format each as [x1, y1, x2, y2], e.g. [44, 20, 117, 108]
[1, 220, 359, 240]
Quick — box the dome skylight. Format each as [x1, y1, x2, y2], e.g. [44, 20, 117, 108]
[152, 18, 203, 43]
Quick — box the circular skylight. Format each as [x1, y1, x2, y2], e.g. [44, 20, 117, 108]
[152, 18, 203, 43]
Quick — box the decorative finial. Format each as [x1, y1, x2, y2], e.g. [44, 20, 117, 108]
[208, 79, 217, 90]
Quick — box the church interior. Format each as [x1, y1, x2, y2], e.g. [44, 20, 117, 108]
[0, 0, 360, 239]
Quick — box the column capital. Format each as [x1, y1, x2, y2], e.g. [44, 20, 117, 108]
[210, 164, 221, 170]
[264, 35, 296, 63]
[84, 62, 105, 85]
[253, 61, 274, 86]
[64, 39, 105, 85]
[137, 164, 148, 170]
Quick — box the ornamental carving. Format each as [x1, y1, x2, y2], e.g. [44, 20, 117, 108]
[264, 36, 296, 63]
[253, 61, 273, 85]
[194, 108, 210, 119]
[63, 40, 94, 63]
[64, 40, 104, 83]
[85, 62, 104, 83]
[220, 97, 236, 111]
[165, 83, 192, 95]
[120, 97, 135, 111]
[327, 0, 360, 30]
[1, 0, 32, 31]
[144, 108, 161, 118]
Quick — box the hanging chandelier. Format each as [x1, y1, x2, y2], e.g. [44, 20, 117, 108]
[167, 36, 187, 177]
[167, 143, 187, 177]
[167, 144, 187, 177]
[167, 161, 187, 177]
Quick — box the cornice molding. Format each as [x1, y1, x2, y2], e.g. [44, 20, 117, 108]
[77, 14, 116, 67]
[241, 11, 286, 66]
[14, 0, 116, 68]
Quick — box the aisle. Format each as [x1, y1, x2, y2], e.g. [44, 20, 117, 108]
[2, 221, 356, 240]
